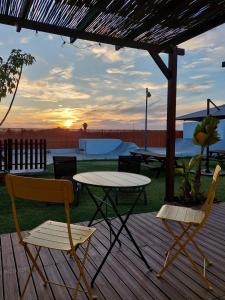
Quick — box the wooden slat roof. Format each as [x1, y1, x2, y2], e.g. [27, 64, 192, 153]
[0, 0, 225, 53]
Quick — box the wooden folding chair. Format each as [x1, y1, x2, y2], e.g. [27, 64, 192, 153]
[5, 174, 96, 300]
[156, 165, 221, 290]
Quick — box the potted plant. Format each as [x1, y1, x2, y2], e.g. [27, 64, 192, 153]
[192, 115, 220, 201]
[177, 115, 220, 204]
[176, 154, 201, 204]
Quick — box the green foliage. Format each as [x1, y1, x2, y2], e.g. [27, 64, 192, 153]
[0, 49, 35, 101]
[192, 115, 220, 148]
[176, 154, 201, 203]
[178, 115, 220, 204]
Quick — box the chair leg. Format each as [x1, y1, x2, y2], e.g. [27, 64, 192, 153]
[143, 188, 147, 205]
[158, 220, 213, 290]
[72, 239, 95, 300]
[22, 246, 47, 299]
[179, 223, 211, 266]
[115, 189, 119, 205]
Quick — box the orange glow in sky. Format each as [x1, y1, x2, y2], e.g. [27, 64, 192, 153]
[63, 120, 73, 128]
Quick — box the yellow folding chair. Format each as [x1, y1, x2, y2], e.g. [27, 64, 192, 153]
[156, 165, 221, 290]
[5, 174, 97, 300]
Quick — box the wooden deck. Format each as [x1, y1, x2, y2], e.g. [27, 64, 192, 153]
[1, 203, 225, 300]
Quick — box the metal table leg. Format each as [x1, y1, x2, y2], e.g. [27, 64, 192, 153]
[91, 186, 152, 287]
[86, 185, 121, 246]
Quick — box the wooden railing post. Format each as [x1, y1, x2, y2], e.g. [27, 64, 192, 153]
[7, 139, 13, 171]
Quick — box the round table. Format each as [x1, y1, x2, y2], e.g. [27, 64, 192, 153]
[73, 171, 152, 286]
[73, 171, 151, 188]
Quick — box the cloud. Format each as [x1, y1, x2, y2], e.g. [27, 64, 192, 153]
[106, 65, 134, 74]
[3, 105, 82, 128]
[136, 81, 167, 90]
[180, 27, 223, 51]
[49, 66, 73, 80]
[106, 65, 152, 77]
[18, 76, 90, 102]
[90, 46, 123, 63]
[183, 57, 213, 69]
[177, 82, 213, 92]
[189, 74, 209, 80]
[47, 34, 54, 40]
[20, 37, 30, 44]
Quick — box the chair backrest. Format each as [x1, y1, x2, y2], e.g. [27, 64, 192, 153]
[53, 156, 77, 179]
[118, 155, 142, 174]
[5, 174, 74, 246]
[201, 165, 221, 216]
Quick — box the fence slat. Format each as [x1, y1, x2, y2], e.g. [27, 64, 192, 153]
[30, 139, 33, 169]
[0, 139, 47, 172]
[35, 139, 38, 169]
[40, 139, 43, 168]
[7, 139, 13, 170]
[20, 139, 23, 169]
[25, 139, 28, 169]
[15, 139, 18, 170]
[4, 140, 8, 171]
[44, 139, 47, 170]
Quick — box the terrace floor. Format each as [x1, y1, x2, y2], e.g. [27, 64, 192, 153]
[1, 203, 225, 300]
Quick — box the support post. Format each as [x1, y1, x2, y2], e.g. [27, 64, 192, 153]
[149, 47, 183, 202]
[165, 47, 178, 201]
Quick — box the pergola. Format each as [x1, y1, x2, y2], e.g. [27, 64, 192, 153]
[1, 0, 225, 201]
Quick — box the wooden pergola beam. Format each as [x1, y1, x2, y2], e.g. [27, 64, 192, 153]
[0, 14, 172, 54]
[16, 0, 33, 32]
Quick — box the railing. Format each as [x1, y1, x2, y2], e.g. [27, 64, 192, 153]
[0, 139, 47, 172]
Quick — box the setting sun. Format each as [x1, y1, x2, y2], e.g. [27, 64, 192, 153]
[63, 120, 73, 128]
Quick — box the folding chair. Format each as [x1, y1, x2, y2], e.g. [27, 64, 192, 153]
[156, 165, 221, 290]
[5, 174, 96, 300]
[117, 155, 147, 205]
[53, 156, 80, 205]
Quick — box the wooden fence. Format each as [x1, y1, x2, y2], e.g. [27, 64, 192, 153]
[0, 129, 183, 149]
[0, 139, 47, 172]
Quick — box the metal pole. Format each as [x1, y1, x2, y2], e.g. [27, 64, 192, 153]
[144, 88, 151, 150]
[205, 99, 210, 173]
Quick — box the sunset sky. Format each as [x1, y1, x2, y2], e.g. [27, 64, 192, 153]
[0, 23, 225, 130]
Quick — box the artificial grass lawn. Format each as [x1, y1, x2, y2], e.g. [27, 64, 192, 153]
[0, 160, 224, 234]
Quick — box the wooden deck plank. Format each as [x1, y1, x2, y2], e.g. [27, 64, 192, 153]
[90, 225, 157, 300]
[1, 234, 20, 300]
[11, 233, 38, 300]
[110, 217, 211, 300]
[38, 247, 72, 299]
[49, 248, 88, 300]
[130, 213, 225, 298]
[79, 239, 139, 300]
[0, 203, 225, 300]
[95, 223, 180, 300]
[23, 243, 55, 300]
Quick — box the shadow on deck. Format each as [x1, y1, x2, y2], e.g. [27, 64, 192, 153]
[1, 203, 225, 300]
